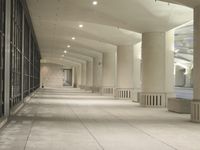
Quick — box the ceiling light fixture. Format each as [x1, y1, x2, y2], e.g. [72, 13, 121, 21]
[92, 1, 98, 5]
[79, 24, 83, 28]
[67, 45, 71, 48]
[64, 50, 67, 54]
[72, 37, 76, 40]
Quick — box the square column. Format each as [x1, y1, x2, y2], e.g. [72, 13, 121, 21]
[191, 5, 200, 122]
[140, 31, 175, 107]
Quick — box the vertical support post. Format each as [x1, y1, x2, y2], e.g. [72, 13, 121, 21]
[28, 30, 31, 94]
[91, 59, 94, 88]
[33, 42, 34, 90]
[191, 5, 200, 122]
[4, 0, 11, 117]
[117, 45, 134, 89]
[140, 31, 175, 107]
[114, 50, 117, 97]
[72, 67, 75, 88]
[79, 64, 83, 86]
[21, 10, 25, 102]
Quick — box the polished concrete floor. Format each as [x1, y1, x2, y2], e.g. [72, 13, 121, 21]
[0, 88, 200, 150]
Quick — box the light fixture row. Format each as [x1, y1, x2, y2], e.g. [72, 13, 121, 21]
[92, 1, 98, 5]
[63, 24, 80, 54]
[62, 1, 98, 57]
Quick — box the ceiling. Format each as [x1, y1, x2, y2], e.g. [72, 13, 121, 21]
[26, 0, 194, 66]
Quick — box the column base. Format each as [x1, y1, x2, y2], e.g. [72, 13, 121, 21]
[101, 87, 114, 96]
[92, 87, 101, 93]
[79, 85, 85, 89]
[85, 86, 92, 91]
[139, 92, 167, 107]
[191, 101, 200, 122]
[115, 88, 134, 100]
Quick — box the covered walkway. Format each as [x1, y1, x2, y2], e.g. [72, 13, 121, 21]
[0, 88, 200, 150]
[2, 1, 200, 149]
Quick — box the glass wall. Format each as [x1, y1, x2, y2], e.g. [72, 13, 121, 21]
[23, 17, 30, 98]
[8, 0, 41, 109]
[10, 0, 23, 108]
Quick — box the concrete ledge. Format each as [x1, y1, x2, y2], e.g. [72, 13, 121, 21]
[11, 90, 37, 116]
[10, 101, 24, 115]
[0, 117, 8, 129]
[168, 98, 191, 114]
[24, 91, 37, 102]
[0, 90, 38, 129]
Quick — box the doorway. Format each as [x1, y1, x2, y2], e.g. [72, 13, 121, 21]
[63, 69, 72, 86]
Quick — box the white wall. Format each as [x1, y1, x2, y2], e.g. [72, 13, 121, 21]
[40, 63, 70, 88]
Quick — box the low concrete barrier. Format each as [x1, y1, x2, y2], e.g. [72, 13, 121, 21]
[168, 98, 191, 114]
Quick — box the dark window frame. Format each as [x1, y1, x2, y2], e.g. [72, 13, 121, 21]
[0, 0, 5, 116]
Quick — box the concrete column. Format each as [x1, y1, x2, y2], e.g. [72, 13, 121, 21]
[101, 51, 116, 95]
[140, 31, 175, 107]
[191, 5, 200, 122]
[72, 67, 75, 87]
[86, 60, 93, 90]
[72, 67, 76, 87]
[75, 65, 81, 88]
[175, 65, 186, 87]
[81, 63, 87, 88]
[93, 55, 103, 92]
[185, 67, 192, 88]
[102, 52, 115, 87]
[116, 45, 134, 99]
[133, 43, 142, 101]
[117, 45, 133, 88]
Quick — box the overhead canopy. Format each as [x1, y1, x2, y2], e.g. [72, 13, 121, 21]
[26, 0, 194, 65]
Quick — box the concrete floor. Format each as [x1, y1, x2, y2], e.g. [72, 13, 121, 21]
[0, 88, 200, 150]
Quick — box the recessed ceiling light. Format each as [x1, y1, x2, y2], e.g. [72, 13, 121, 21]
[67, 45, 71, 48]
[92, 1, 98, 5]
[64, 50, 67, 54]
[72, 37, 76, 40]
[79, 24, 83, 28]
